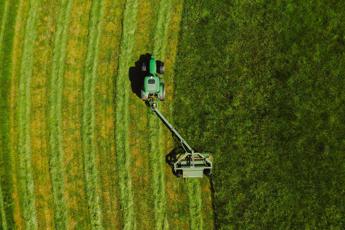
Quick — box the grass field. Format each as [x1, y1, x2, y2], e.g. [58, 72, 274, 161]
[1, 0, 345, 229]
[0, 0, 213, 229]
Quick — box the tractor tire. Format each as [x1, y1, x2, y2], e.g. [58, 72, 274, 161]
[156, 60, 165, 74]
[204, 169, 212, 176]
[175, 170, 183, 177]
[141, 62, 147, 72]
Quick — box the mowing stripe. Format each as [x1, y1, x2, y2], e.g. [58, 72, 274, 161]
[8, 0, 28, 227]
[187, 180, 203, 230]
[82, 0, 105, 228]
[149, 0, 173, 228]
[115, 0, 138, 228]
[17, 0, 39, 228]
[0, 1, 11, 229]
[48, 0, 73, 228]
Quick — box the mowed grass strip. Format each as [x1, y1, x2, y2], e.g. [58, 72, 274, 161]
[187, 180, 203, 230]
[115, 0, 138, 228]
[17, 0, 39, 228]
[0, 1, 13, 228]
[160, 1, 192, 228]
[94, 0, 125, 228]
[8, 0, 29, 227]
[150, 0, 173, 228]
[82, 0, 105, 228]
[62, 0, 92, 228]
[129, 0, 158, 227]
[48, 0, 73, 228]
[30, 1, 58, 228]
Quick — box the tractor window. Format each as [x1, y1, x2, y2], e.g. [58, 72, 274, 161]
[148, 79, 155, 84]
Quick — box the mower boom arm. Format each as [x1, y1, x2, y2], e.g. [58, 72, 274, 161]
[151, 106, 194, 153]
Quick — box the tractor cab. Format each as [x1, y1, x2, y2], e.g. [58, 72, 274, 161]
[140, 56, 165, 101]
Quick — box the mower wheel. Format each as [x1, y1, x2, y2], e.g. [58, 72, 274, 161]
[156, 61, 165, 74]
[141, 62, 147, 72]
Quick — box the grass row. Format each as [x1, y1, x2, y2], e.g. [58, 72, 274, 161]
[29, 1, 59, 228]
[0, 1, 12, 228]
[82, 0, 105, 228]
[61, 1, 93, 227]
[8, 0, 28, 227]
[17, 0, 39, 228]
[115, 0, 138, 228]
[128, 0, 158, 227]
[48, 0, 73, 228]
[93, 0, 125, 228]
[149, 0, 174, 228]
[187, 180, 203, 230]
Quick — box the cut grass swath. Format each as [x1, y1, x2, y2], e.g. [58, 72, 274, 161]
[82, 0, 105, 228]
[48, 0, 72, 228]
[17, 0, 39, 228]
[150, 0, 173, 228]
[8, 0, 28, 227]
[0, 1, 11, 229]
[187, 180, 203, 230]
[115, 0, 138, 228]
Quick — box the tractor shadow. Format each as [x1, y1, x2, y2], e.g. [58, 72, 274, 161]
[129, 53, 152, 99]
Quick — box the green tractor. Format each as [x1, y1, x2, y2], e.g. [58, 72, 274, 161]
[140, 56, 165, 101]
[140, 55, 213, 178]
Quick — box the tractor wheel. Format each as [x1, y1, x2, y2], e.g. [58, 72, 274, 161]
[175, 170, 183, 177]
[204, 169, 212, 176]
[158, 84, 165, 101]
[156, 61, 165, 74]
[141, 62, 147, 72]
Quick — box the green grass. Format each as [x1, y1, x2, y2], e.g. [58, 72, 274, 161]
[82, 0, 105, 229]
[174, 0, 345, 229]
[150, 0, 173, 228]
[115, 0, 138, 228]
[17, 0, 39, 228]
[48, 0, 72, 228]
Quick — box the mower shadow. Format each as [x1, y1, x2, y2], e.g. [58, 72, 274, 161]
[128, 53, 152, 99]
[166, 147, 185, 177]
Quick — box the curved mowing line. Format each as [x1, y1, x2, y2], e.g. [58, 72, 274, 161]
[48, 0, 73, 228]
[82, 0, 105, 228]
[149, 0, 173, 228]
[115, 0, 138, 229]
[17, 0, 39, 228]
[0, 1, 10, 229]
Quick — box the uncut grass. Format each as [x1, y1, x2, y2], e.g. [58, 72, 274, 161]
[62, 0, 92, 228]
[114, 0, 138, 228]
[93, 0, 125, 228]
[8, 0, 29, 227]
[30, 1, 58, 228]
[17, 0, 41, 227]
[128, 0, 158, 227]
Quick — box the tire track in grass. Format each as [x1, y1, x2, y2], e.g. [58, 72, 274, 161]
[82, 0, 104, 228]
[149, 0, 172, 228]
[48, 0, 72, 228]
[115, 0, 138, 228]
[8, 0, 28, 227]
[17, 0, 39, 228]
